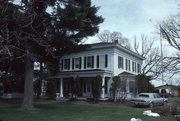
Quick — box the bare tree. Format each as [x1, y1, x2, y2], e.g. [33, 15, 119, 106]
[161, 15, 180, 51]
[97, 30, 131, 49]
[134, 34, 166, 79]
[160, 14, 180, 77]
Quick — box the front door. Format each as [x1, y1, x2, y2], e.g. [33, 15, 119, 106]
[83, 80, 92, 97]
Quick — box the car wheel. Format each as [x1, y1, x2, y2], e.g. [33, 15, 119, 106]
[149, 102, 154, 108]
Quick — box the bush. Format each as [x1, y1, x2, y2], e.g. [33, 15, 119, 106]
[92, 75, 102, 101]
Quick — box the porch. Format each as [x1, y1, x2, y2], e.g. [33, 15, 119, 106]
[55, 69, 113, 100]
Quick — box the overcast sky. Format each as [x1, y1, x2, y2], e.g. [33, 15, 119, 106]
[88, 0, 179, 87]
[86, 0, 179, 44]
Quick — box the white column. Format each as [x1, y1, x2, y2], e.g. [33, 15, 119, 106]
[60, 78, 64, 97]
[101, 76, 105, 99]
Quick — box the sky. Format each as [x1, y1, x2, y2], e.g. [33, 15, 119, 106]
[86, 0, 179, 43]
[88, 0, 179, 87]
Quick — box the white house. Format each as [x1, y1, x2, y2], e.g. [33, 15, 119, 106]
[54, 42, 145, 100]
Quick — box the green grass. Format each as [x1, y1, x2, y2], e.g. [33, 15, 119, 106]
[168, 97, 180, 106]
[0, 99, 178, 121]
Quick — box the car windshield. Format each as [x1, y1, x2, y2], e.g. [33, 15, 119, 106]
[138, 94, 149, 98]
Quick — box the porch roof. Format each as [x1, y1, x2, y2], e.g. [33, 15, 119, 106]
[55, 69, 113, 78]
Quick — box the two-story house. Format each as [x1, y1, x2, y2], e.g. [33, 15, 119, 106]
[55, 42, 145, 100]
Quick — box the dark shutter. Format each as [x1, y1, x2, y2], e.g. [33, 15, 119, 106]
[72, 58, 74, 70]
[92, 56, 94, 68]
[122, 57, 124, 69]
[105, 54, 108, 67]
[84, 57, 86, 69]
[118, 56, 120, 68]
[97, 55, 99, 68]
[61, 59, 63, 71]
[79, 57, 81, 69]
[68, 59, 70, 70]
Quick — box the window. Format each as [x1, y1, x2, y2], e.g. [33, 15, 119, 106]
[137, 64, 141, 73]
[118, 56, 124, 69]
[132, 61, 136, 72]
[87, 56, 94, 68]
[87, 56, 92, 68]
[126, 59, 131, 71]
[64, 59, 70, 70]
[99, 55, 105, 68]
[139, 94, 149, 98]
[128, 60, 131, 71]
[96, 54, 108, 68]
[132, 61, 134, 72]
[74, 57, 81, 69]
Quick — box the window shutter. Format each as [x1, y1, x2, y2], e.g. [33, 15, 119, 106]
[68, 59, 70, 70]
[61, 59, 63, 71]
[122, 57, 124, 69]
[118, 56, 120, 68]
[97, 55, 99, 68]
[72, 58, 74, 70]
[92, 56, 94, 68]
[79, 57, 81, 69]
[84, 56, 86, 69]
[105, 54, 108, 67]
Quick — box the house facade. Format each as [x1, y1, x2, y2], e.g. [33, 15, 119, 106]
[54, 42, 145, 99]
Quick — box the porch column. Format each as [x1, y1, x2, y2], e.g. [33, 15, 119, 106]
[60, 78, 64, 97]
[101, 76, 105, 99]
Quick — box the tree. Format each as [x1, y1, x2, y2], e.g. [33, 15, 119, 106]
[160, 15, 180, 76]
[97, 30, 131, 49]
[46, 79, 58, 98]
[110, 76, 128, 103]
[92, 75, 102, 101]
[135, 74, 157, 93]
[133, 34, 166, 79]
[161, 15, 180, 51]
[0, 0, 104, 109]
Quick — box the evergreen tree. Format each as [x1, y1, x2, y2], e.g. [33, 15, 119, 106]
[135, 74, 157, 93]
[0, 0, 104, 109]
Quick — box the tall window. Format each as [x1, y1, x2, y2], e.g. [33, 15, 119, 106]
[99, 55, 105, 67]
[132, 61, 136, 72]
[128, 60, 131, 71]
[118, 56, 124, 69]
[74, 57, 81, 69]
[126, 59, 130, 71]
[132, 61, 134, 72]
[64, 59, 70, 70]
[96, 54, 108, 68]
[137, 64, 141, 73]
[87, 56, 94, 68]
[126, 59, 128, 70]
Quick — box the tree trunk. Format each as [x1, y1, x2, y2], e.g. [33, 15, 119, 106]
[21, 54, 34, 109]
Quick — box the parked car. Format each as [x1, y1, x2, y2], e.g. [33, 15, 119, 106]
[131, 93, 166, 107]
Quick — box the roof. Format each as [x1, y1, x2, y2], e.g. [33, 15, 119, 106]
[118, 71, 136, 76]
[87, 42, 145, 60]
[156, 84, 180, 89]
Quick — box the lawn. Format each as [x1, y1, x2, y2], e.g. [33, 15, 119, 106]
[168, 97, 180, 106]
[0, 98, 179, 121]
